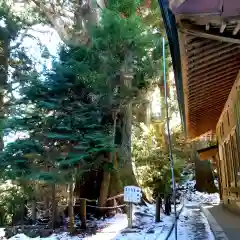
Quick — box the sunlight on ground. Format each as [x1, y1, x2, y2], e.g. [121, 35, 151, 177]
[86, 214, 128, 240]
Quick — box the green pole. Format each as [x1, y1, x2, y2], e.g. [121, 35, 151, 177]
[162, 36, 177, 240]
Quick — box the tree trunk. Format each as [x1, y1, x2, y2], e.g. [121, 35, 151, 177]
[0, 38, 9, 151]
[80, 199, 86, 229]
[98, 158, 111, 209]
[119, 62, 138, 187]
[99, 111, 118, 211]
[192, 143, 217, 193]
[30, 0, 104, 46]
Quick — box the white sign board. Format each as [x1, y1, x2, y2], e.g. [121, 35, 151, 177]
[124, 186, 142, 203]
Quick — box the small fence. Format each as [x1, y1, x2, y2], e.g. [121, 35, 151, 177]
[24, 193, 126, 226]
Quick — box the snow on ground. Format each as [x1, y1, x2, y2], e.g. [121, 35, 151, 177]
[6, 204, 182, 240]
[185, 191, 220, 205]
[168, 205, 214, 240]
[4, 179, 220, 240]
[183, 179, 220, 205]
[167, 179, 219, 240]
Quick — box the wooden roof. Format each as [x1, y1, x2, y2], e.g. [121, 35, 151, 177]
[169, 0, 240, 138]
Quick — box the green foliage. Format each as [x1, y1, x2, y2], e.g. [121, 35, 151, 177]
[1, 0, 166, 194]
[0, 180, 32, 226]
[132, 123, 186, 199]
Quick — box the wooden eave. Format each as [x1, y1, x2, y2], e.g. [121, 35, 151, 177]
[197, 145, 218, 161]
[176, 14, 240, 139]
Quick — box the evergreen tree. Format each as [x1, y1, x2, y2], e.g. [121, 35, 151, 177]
[1, 0, 165, 225]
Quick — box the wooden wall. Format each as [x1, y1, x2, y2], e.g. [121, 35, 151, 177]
[216, 71, 240, 205]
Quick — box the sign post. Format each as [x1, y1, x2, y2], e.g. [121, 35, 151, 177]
[124, 186, 142, 228]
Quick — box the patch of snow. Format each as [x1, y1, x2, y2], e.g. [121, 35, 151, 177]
[168, 206, 214, 240]
[8, 178, 219, 240]
[7, 204, 183, 240]
[183, 180, 220, 205]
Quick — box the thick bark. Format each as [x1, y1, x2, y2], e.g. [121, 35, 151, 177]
[98, 159, 111, 208]
[119, 62, 139, 187]
[30, 0, 105, 46]
[119, 103, 138, 186]
[192, 143, 217, 193]
[99, 112, 117, 209]
[80, 199, 87, 229]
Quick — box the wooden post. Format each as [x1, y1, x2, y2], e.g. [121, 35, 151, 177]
[80, 199, 87, 229]
[68, 182, 75, 234]
[51, 183, 56, 230]
[31, 198, 36, 225]
[20, 199, 25, 230]
[155, 196, 161, 222]
[215, 154, 223, 200]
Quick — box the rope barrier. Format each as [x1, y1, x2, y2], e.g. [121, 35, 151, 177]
[24, 192, 125, 217]
[75, 193, 124, 203]
[86, 204, 126, 209]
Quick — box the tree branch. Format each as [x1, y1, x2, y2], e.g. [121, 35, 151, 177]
[30, 0, 71, 44]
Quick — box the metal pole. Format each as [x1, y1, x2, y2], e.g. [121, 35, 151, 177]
[162, 37, 177, 240]
[128, 202, 133, 228]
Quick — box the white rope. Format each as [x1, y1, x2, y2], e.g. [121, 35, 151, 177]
[107, 193, 124, 201]
[86, 204, 126, 209]
[75, 193, 124, 202]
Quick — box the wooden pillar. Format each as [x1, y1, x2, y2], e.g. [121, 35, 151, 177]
[68, 182, 75, 234]
[215, 154, 223, 200]
[31, 198, 36, 224]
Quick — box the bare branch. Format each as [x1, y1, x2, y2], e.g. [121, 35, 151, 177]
[30, 0, 71, 44]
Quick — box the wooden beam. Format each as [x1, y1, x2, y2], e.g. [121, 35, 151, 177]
[188, 68, 239, 88]
[220, 22, 226, 33]
[186, 42, 223, 58]
[190, 106, 225, 117]
[188, 46, 240, 70]
[188, 43, 235, 64]
[191, 106, 225, 118]
[184, 28, 240, 44]
[178, 32, 191, 139]
[188, 75, 234, 98]
[189, 95, 229, 111]
[189, 114, 219, 123]
[188, 84, 233, 106]
[233, 22, 240, 36]
[189, 89, 231, 108]
[188, 50, 240, 74]
[189, 86, 233, 103]
[180, 22, 240, 45]
[185, 38, 213, 51]
[188, 57, 240, 78]
[191, 103, 226, 116]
